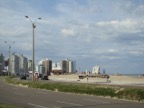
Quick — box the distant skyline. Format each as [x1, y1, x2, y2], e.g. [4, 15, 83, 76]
[0, 0, 144, 74]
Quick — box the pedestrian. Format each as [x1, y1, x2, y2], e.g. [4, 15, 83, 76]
[87, 77, 88, 82]
[106, 75, 110, 82]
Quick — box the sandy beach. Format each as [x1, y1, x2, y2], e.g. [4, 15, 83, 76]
[49, 74, 144, 86]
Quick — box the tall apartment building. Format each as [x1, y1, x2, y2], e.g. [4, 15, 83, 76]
[0, 53, 5, 75]
[68, 60, 76, 73]
[10, 54, 19, 75]
[42, 58, 52, 75]
[19, 54, 28, 74]
[92, 66, 100, 74]
[61, 59, 76, 73]
[28, 60, 32, 71]
[10, 54, 28, 75]
[61, 60, 67, 73]
[38, 64, 45, 75]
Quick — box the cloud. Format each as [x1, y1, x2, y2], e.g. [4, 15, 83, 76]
[108, 49, 119, 53]
[61, 28, 76, 36]
[113, 0, 144, 17]
[96, 18, 141, 33]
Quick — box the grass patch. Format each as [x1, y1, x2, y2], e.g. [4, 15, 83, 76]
[3, 76, 144, 102]
[0, 104, 17, 108]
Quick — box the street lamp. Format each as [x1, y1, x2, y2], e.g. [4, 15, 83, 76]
[4, 41, 15, 76]
[25, 16, 41, 82]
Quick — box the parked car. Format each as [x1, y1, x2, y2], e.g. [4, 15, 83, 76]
[41, 74, 48, 80]
[20, 75, 26, 80]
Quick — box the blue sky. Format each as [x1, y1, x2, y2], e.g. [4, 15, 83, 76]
[0, 0, 144, 74]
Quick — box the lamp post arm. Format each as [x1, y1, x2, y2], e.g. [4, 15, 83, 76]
[25, 16, 33, 24]
[34, 18, 42, 24]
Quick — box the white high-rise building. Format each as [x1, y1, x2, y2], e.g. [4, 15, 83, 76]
[61, 59, 76, 73]
[92, 66, 100, 74]
[10, 54, 28, 75]
[68, 60, 76, 73]
[28, 60, 32, 71]
[38, 64, 45, 74]
[19, 55, 28, 74]
[69, 60, 73, 73]
[19, 54, 28, 74]
[10, 54, 19, 75]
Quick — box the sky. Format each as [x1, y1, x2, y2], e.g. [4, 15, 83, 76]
[0, 0, 144, 74]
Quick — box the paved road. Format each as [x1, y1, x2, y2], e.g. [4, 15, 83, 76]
[0, 77, 144, 108]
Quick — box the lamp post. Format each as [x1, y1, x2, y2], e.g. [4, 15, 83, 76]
[25, 16, 41, 82]
[4, 41, 15, 76]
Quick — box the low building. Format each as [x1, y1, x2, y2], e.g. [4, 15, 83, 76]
[52, 63, 63, 74]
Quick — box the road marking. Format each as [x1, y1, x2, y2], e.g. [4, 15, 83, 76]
[12, 87, 18, 89]
[13, 92, 25, 96]
[56, 100, 83, 106]
[28, 103, 47, 108]
[37, 91, 48, 95]
[83, 99, 110, 104]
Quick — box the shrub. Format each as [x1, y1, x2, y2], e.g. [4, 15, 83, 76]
[116, 88, 144, 101]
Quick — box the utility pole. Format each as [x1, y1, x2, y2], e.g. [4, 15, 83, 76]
[4, 41, 15, 76]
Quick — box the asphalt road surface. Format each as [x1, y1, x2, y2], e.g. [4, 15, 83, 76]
[0, 77, 144, 108]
